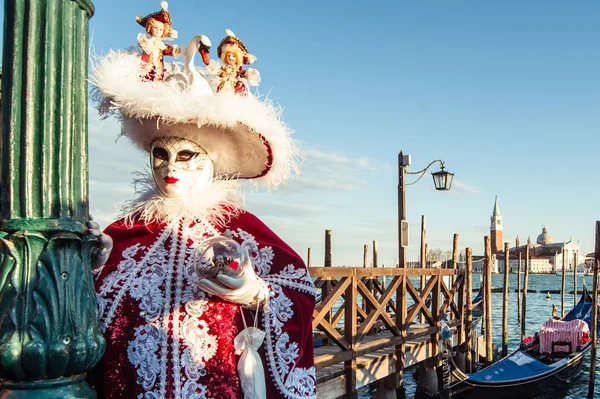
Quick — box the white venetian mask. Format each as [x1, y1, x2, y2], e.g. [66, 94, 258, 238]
[151, 137, 214, 198]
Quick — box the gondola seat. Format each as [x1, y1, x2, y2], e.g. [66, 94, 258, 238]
[539, 319, 588, 355]
[549, 341, 572, 362]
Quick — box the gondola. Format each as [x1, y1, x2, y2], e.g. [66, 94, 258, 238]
[447, 283, 596, 399]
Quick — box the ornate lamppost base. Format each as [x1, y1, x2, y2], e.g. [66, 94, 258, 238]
[0, 374, 95, 399]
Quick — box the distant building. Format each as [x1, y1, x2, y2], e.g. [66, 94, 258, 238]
[485, 198, 582, 274]
[494, 226, 581, 274]
[490, 196, 503, 254]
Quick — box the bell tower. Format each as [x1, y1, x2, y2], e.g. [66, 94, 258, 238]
[490, 196, 503, 254]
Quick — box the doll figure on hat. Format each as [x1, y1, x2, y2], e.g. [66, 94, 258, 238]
[136, 1, 181, 82]
[206, 29, 260, 96]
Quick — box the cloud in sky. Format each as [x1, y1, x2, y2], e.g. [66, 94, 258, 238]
[451, 180, 480, 193]
[282, 146, 387, 193]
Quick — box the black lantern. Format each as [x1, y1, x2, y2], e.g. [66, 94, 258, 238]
[431, 165, 454, 191]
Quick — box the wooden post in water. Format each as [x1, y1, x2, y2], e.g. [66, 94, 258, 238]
[325, 230, 332, 267]
[344, 269, 358, 398]
[465, 248, 473, 373]
[363, 244, 369, 314]
[516, 236, 521, 323]
[587, 221, 600, 399]
[307, 248, 312, 267]
[451, 234, 459, 329]
[521, 237, 531, 341]
[561, 245, 566, 317]
[323, 230, 332, 346]
[484, 236, 493, 365]
[574, 251, 578, 307]
[420, 216, 427, 324]
[373, 240, 378, 268]
[373, 240, 380, 304]
[452, 235, 459, 269]
[502, 242, 509, 358]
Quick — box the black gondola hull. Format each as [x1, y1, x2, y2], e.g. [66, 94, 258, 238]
[449, 343, 589, 399]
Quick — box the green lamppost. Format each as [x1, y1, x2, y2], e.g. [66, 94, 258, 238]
[0, 1, 104, 398]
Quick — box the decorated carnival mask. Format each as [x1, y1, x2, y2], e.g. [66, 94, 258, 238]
[151, 136, 214, 198]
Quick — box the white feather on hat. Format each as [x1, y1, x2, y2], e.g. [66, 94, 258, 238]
[90, 50, 300, 190]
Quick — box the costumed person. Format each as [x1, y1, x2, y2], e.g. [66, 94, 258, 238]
[206, 29, 260, 95]
[90, 25, 317, 399]
[136, 1, 180, 82]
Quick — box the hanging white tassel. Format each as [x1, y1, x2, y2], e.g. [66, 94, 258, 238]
[235, 305, 267, 399]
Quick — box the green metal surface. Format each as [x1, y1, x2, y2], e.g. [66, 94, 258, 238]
[0, 0, 102, 397]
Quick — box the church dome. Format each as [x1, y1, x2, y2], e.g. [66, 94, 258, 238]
[536, 225, 553, 245]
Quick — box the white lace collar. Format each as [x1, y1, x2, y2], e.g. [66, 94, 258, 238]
[120, 171, 244, 228]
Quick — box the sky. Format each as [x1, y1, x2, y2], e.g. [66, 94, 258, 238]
[2, 0, 599, 267]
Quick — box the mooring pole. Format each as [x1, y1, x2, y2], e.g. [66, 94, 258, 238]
[420, 216, 426, 324]
[307, 247, 312, 267]
[484, 236, 493, 366]
[516, 236, 521, 323]
[561, 245, 566, 317]
[521, 237, 531, 341]
[0, 1, 103, 397]
[502, 242, 509, 358]
[465, 248, 473, 373]
[587, 221, 599, 399]
[574, 251, 578, 307]
[322, 230, 332, 346]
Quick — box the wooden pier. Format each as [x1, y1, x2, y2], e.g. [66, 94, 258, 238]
[311, 266, 467, 398]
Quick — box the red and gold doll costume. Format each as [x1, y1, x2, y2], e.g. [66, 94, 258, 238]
[135, 1, 179, 82]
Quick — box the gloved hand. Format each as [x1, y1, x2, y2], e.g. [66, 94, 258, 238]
[196, 254, 270, 311]
[87, 218, 113, 270]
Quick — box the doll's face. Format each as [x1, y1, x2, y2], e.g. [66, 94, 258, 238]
[150, 21, 165, 38]
[151, 137, 214, 198]
[225, 52, 237, 66]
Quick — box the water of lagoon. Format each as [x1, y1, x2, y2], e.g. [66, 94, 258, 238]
[355, 272, 600, 398]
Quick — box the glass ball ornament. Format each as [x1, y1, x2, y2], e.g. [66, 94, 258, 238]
[193, 236, 245, 280]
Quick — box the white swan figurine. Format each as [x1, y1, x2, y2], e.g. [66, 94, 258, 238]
[166, 35, 213, 96]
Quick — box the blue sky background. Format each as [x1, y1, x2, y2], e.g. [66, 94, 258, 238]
[2, 0, 598, 266]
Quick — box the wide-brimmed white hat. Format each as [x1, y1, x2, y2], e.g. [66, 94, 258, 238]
[90, 49, 298, 189]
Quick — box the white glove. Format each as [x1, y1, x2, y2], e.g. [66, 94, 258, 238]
[196, 255, 270, 311]
[87, 219, 113, 270]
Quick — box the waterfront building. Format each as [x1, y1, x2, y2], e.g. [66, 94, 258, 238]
[487, 198, 581, 274]
[495, 226, 581, 274]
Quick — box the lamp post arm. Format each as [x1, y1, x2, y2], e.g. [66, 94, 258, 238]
[406, 159, 445, 186]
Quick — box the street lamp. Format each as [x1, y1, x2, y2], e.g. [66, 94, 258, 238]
[398, 151, 454, 268]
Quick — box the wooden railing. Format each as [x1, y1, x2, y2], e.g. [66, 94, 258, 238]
[311, 267, 465, 397]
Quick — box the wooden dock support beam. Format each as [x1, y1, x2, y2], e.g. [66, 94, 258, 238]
[420, 216, 427, 324]
[516, 236, 521, 324]
[521, 237, 531, 341]
[345, 269, 358, 398]
[587, 221, 599, 399]
[484, 236, 493, 365]
[561, 245, 566, 317]
[465, 248, 473, 373]
[323, 230, 332, 346]
[574, 250, 578, 307]
[502, 242, 509, 358]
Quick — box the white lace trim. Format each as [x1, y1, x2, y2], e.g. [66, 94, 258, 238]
[98, 220, 316, 398]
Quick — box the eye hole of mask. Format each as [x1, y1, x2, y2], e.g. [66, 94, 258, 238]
[176, 150, 198, 162]
[152, 147, 169, 161]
